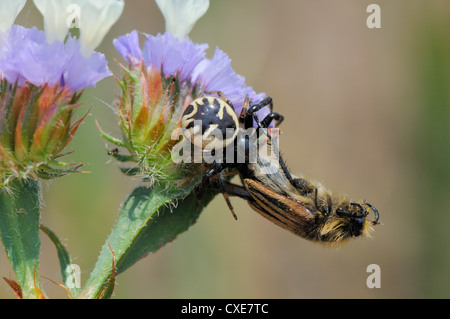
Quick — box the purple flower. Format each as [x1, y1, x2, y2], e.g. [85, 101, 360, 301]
[113, 31, 267, 124]
[142, 32, 208, 83]
[112, 30, 143, 65]
[63, 36, 111, 91]
[0, 25, 111, 92]
[114, 31, 207, 83]
[192, 47, 266, 116]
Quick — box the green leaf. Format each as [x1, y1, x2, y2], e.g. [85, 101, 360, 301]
[40, 224, 80, 298]
[116, 188, 216, 274]
[79, 179, 214, 299]
[0, 179, 43, 299]
[79, 183, 182, 298]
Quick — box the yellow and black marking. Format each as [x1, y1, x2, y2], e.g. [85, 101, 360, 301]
[181, 96, 239, 150]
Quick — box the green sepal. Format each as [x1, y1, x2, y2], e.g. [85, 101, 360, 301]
[96, 120, 126, 147]
[119, 166, 141, 176]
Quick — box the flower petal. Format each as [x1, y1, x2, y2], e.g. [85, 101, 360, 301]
[0, 0, 26, 33]
[113, 31, 266, 127]
[155, 0, 209, 38]
[113, 30, 143, 65]
[33, 0, 73, 43]
[0, 25, 111, 91]
[63, 36, 112, 91]
[142, 32, 207, 82]
[192, 47, 265, 113]
[78, 0, 124, 57]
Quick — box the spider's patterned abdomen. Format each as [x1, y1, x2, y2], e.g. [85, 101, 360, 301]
[181, 97, 239, 150]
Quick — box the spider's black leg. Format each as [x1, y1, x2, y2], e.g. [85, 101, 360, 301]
[239, 97, 250, 126]
[195, 162, 238, 220]
[246, 98, 284, 141]
[224, 182, 253, 201]
[195, 163, 222, 209]
[253, 115, 297, 189]
[216, 169, 238, 220]
[204, 90, 234, 108]
[244, 97, 273, 129]
[260, 112, 284, 128]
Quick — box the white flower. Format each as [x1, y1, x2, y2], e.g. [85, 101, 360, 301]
[78, 0, 124, 57]
[34, 0, 124, 57]
[0, 0, 26, 33]
[33, 0, 73, 43]
[155, 0, 209, 39]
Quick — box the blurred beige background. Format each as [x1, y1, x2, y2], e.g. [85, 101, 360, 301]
[1, 0, 449, 298]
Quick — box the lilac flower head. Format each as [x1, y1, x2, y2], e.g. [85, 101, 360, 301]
[63, 36, 111, 91]
[142, 32, 208, 83]
[192, 47, 266, 115]
[113, 30, 143, 66]
[114, 31, 265, 116]
[107, 30, 269, 185]
[0, 25, 111, 92]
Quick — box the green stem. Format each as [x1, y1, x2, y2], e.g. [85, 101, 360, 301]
[79, 180, 214, 299]
[0, 179, 43, 298]
[79, 184, 183, 298]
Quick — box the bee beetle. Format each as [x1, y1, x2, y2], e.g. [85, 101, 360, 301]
[227, 136, 381, 245]
[180, 91, 380, 245]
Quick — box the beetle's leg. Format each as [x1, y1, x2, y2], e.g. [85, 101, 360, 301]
[314, 188, 320, 210]
[336, 202, 367, 218]
[350, 202, 367, 218]
[292, 178, 314, 195]
[364, 201, 380, 225]
[336, 207, 353, 218]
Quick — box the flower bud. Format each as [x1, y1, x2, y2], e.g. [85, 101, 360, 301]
[0, 25, 111, 186]
[0, 81, 85, 186]
[102, 31, 266, 188]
